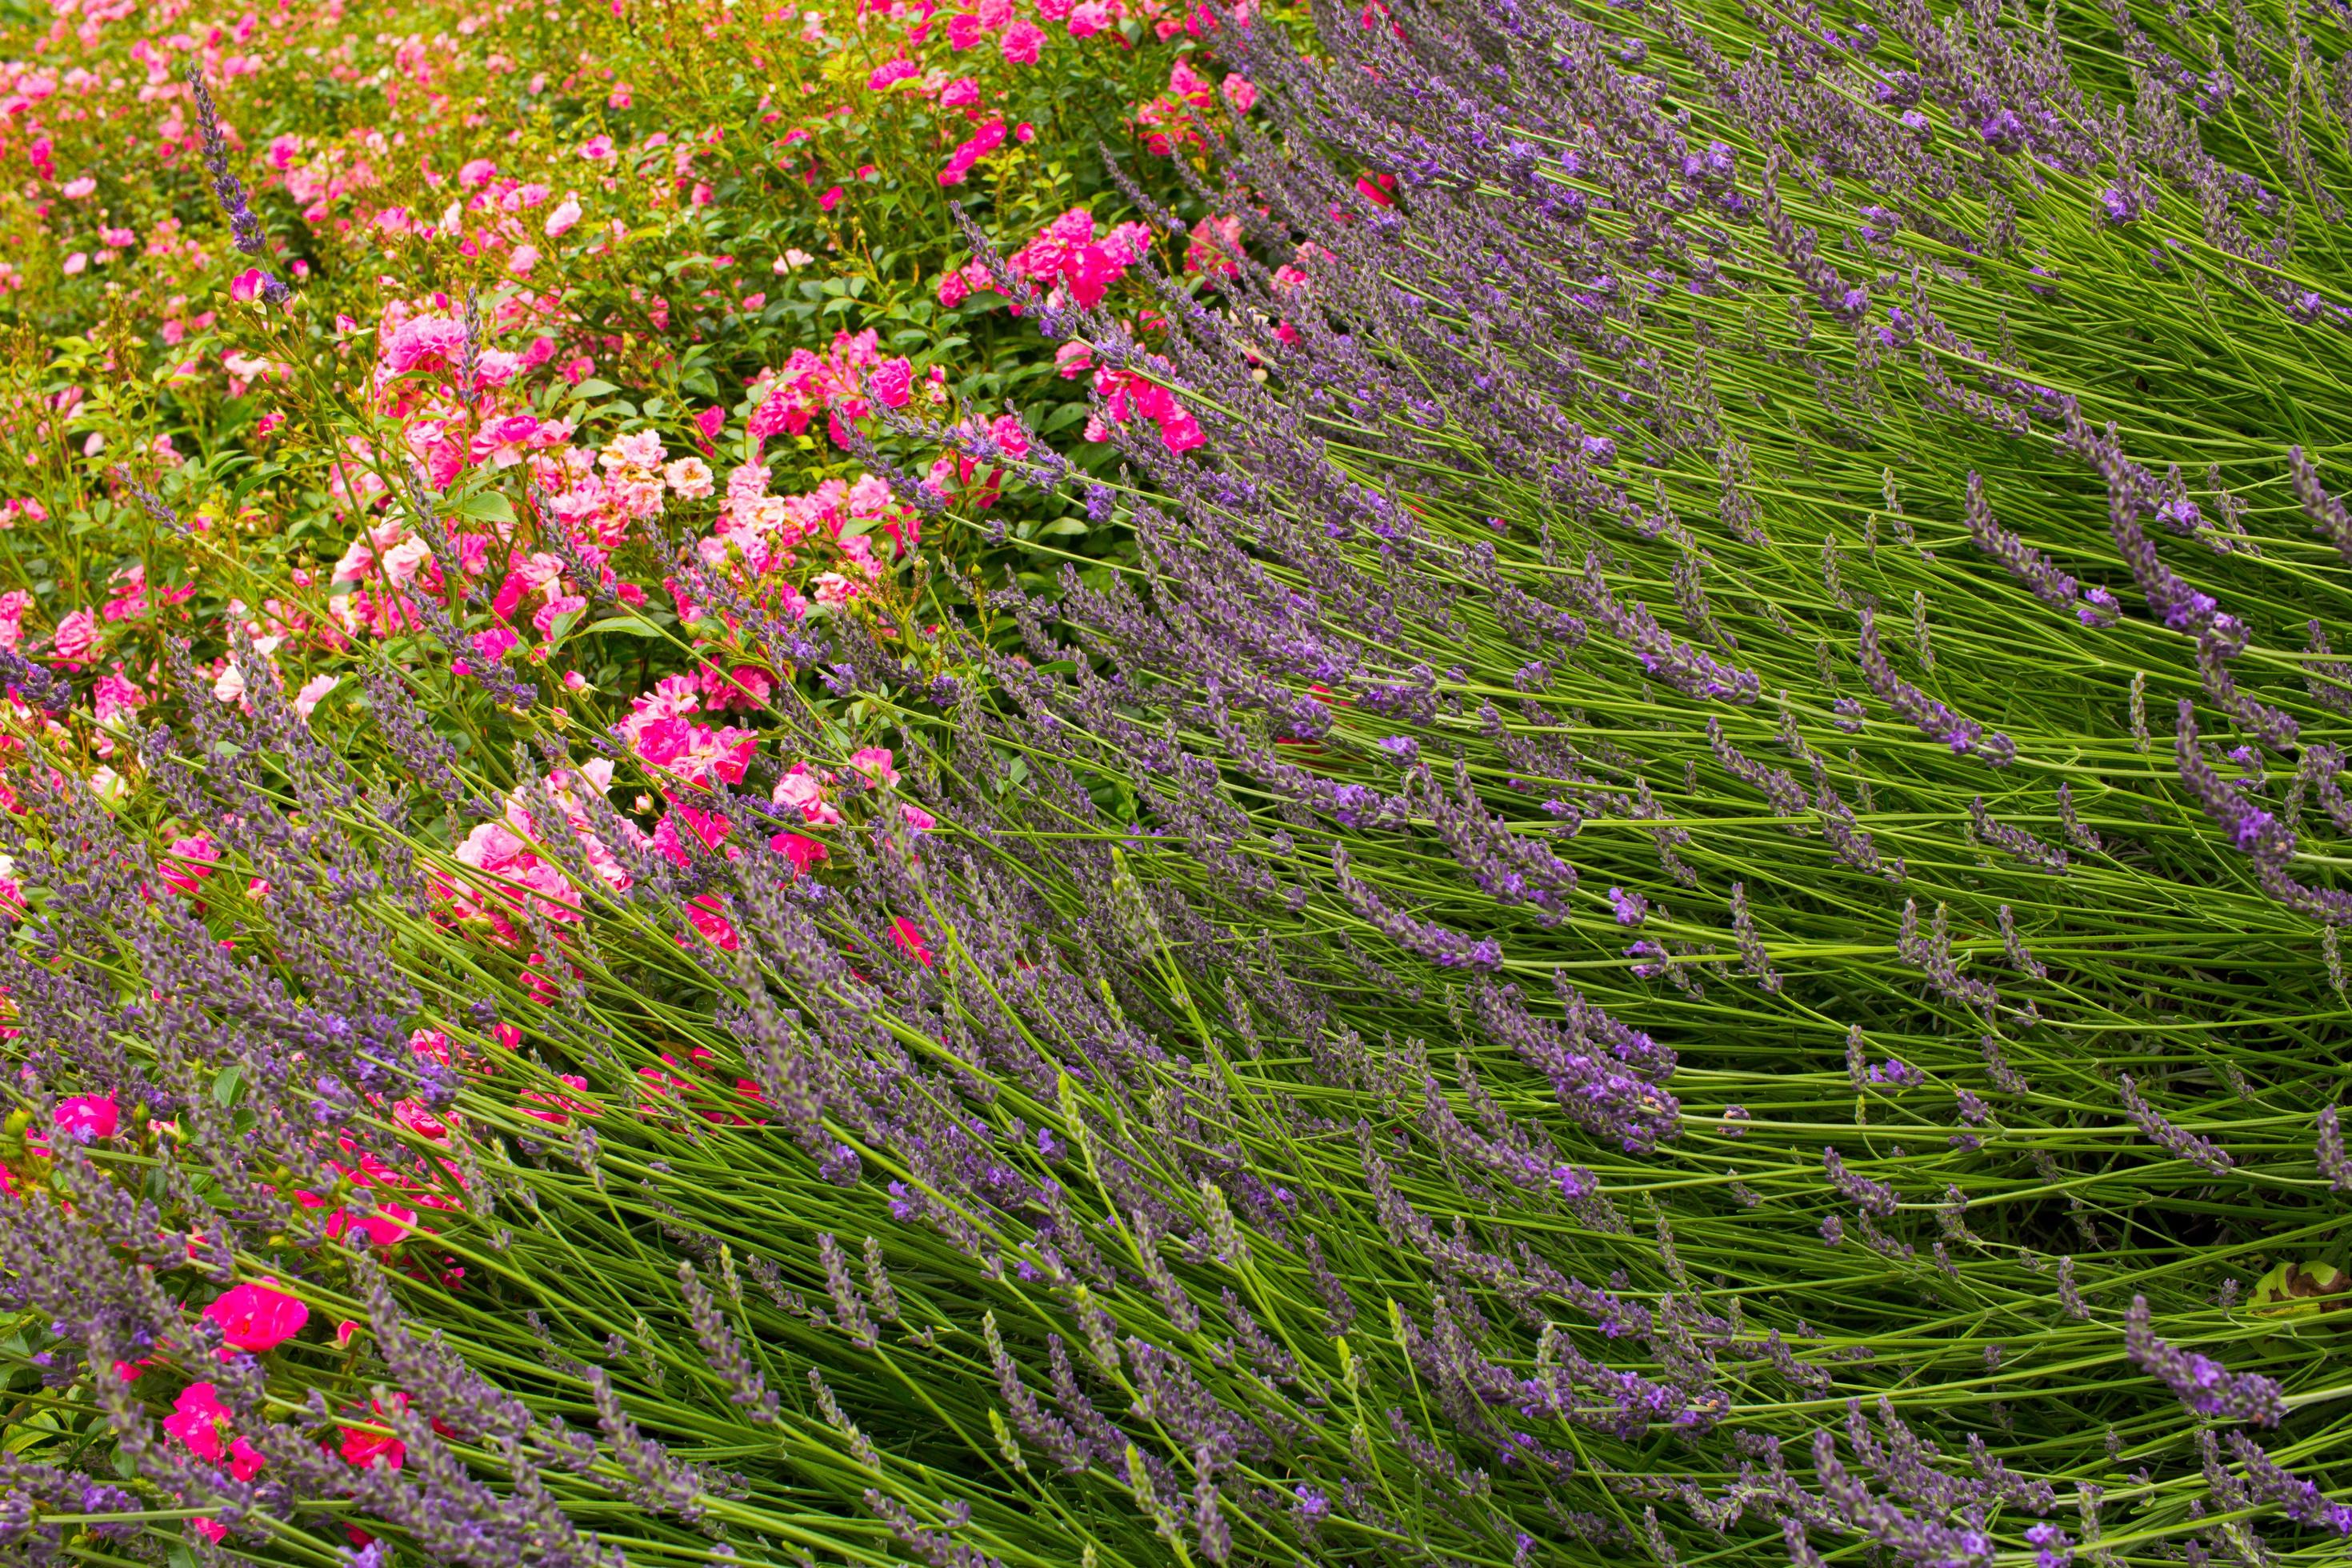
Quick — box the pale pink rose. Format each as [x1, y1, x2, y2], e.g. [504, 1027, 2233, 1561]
[293, 674, 340, 720]
[544, 194, 583, 238]
[663, 457, 714, 498]
[848, 746, 902, 789]
[610, 429, 665, 467]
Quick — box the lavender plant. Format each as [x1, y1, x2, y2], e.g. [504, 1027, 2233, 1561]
[7, 0, 2352, 1563]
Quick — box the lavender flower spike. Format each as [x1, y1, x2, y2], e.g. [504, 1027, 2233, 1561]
[2122, 1296, 2286, 1426]
[183, 64, 292, 303]
[2319, 1106, 2352, 1194]
[1858, 608, 2014, 766]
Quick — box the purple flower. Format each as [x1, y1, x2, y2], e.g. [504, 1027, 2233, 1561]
[2123, 1295, 2286, 1425]
[2026, 1521, 2074, 1567]
[1624, 939, 1669, 978]
[1978, 108, 2026, 150]
[2076, 586, 2119, 626]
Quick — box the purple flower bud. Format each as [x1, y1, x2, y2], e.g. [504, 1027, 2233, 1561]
[821, 1142, 862, 1186]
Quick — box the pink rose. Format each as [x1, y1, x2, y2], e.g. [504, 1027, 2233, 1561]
[770, 831, 829, 872]
[474, 625, 523, 666]
[204, 1281, 310, 1353]
[162, 834, 220, 896]
[341, 1415, 406, 1471]
[1002, 19, 1044, 62]
[163, 1383, 261, 1478]
[52, 1094, 118, 1141]
[51, 608, 98, 663]
[849, 746, 902, 788]
[1066, 243, 1121, 307]
[870, 357, 914, 408]
[990, 414, 1031, 462]
[889, 917, 934, 966]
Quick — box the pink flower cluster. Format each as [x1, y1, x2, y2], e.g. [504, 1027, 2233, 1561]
[938, 116, 1008, 185]
[617, 677, 760, 790]
[1134, 58, 1254, 155]
[1006, 206, 1153, 306]
[158, 1282, 412, 1536]
[937, 206, 1150, 313]
[1056, 340, 1206, 452]
[749, 328, 913, 449]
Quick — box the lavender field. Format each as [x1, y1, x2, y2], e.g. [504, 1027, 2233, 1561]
[2, 0, 2350, 1562]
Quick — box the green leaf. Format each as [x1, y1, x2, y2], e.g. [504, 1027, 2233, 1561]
[213, 1064, 244, 1108]
[585, 614, 664, 637]
[454, 490, 516, 524]
[570, 378, 621, 400]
